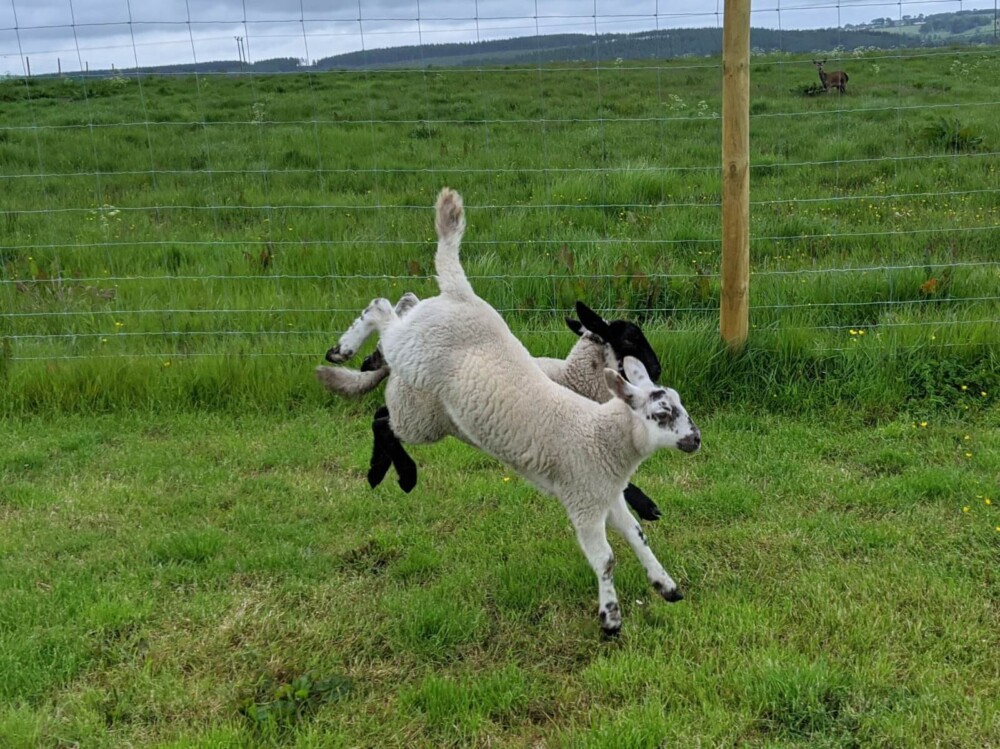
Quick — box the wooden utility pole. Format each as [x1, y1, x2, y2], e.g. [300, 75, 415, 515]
[720, 0, 751, 351]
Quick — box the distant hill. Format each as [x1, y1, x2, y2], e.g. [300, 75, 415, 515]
[47, 8, 998, 78]
[311, 26, 959, 70]
[849, 8, 997, 42]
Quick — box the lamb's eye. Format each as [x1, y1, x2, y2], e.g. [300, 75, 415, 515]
[653, 405, 677, 426]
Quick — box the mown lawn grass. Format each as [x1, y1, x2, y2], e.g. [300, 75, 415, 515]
[1, 404, 997, 747]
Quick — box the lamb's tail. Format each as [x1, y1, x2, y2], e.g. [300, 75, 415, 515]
[315, 365, 389, 398]
[434, 188, 473, 299]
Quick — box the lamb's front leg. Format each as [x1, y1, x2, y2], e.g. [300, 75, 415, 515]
[326, 297, 398, 363]
[608, 494, 683, 602]
[571, 514, 621, 636]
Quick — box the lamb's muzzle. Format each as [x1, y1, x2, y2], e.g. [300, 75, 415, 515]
[678, 430, 701, 453]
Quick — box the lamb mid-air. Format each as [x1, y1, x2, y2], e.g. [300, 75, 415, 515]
[320, 188, 700, 635]
[318, 297, 665, 521]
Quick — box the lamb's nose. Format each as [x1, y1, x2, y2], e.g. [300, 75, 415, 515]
[678, 429, 701, 453]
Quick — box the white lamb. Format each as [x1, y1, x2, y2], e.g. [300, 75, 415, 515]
[317, 298, 664, 521]
[323, 188, 700, 635]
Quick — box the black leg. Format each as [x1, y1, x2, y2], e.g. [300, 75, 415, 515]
[367, 406, 418, 493]
[623, 483, 661, 521]
[385, 432, 417, 493]
[360, 347, 385, 372]
[367, 410, 394, 489]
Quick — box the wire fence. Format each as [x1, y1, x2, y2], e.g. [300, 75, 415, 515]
[1, 0, 999, 365]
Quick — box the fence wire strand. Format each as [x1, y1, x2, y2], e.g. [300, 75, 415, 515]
[2, 0, 998, 362]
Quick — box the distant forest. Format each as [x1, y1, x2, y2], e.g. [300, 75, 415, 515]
[51, 8, 999, 78]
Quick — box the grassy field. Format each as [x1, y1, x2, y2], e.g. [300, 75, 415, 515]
[1, 407, 997, 748]
[1, 46, 999, 748]
[1, 47, 998, 414]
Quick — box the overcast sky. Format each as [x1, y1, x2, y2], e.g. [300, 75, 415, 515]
[0, 0, 972, 75]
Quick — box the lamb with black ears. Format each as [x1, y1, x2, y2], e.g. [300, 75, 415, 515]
[319, 299, 664, 521]
[319, 188, 700, 635]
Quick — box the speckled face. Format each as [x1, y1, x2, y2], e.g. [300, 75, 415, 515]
[645, 386, 700, 453]
[619, 357, 701, 454]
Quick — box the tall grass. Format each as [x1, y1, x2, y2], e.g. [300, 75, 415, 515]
[1, 49, 998, 414]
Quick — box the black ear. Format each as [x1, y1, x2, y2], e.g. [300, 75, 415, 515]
[574, 301, 609, 337]
[565, 318, 584, 336]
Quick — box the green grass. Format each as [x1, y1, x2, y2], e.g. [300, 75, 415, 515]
[0, 408, 997, 747]
[1, 48, 999, 415]
[0, 47, 999, 747]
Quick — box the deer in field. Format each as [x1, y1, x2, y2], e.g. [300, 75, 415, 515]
[813, 60, 848, 94]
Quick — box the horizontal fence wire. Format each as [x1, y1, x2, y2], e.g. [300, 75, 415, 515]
[1, 0, 999, 364]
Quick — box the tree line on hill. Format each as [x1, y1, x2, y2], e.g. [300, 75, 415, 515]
[38, 9, 998, 79]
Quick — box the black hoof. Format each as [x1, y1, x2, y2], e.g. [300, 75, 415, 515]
[360, 349, 385, 372]
[325, 345, 352, 363]
[397, 465, 417, 493]
[637, 503, 662, 522]
[367, 463, 390, 489]
[653, 580, 684, 603]
[623, 483, 661, 522]
[599, 602, 621, 637]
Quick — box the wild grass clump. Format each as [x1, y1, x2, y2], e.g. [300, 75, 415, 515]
[920, 116, 985, 152]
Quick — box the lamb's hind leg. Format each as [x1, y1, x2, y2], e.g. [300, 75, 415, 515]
[369, 405, 417, 492]
[571, 513, 621, 636]
[326, 296, 405, 363]
[608, 494, 683, 603]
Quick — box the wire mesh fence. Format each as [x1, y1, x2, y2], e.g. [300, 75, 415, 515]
[1, 0, 998, 369]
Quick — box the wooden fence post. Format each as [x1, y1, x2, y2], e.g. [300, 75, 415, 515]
[721, 0, 751, 351]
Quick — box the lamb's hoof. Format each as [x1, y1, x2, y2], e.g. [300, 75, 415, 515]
[397, 467, 417, 494]
[599, 602, 621, 637]
[653, 580, 684, 603]
[367, 461, 391, 489]
[360, 349, 385, 372]
[623, 484, 661, 522]
[325, 345, 353, 364]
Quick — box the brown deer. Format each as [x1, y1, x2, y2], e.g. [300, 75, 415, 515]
[813, 59, 848, 94]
